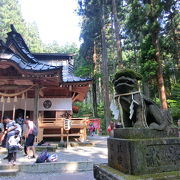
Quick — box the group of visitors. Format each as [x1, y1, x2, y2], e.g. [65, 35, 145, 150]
[0, 115, 37, 165]
[88, 123, 96, 136]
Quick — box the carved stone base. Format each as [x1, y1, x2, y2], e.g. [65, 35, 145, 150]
[108, 128, 180, 175]
[94, 164, 180, 180]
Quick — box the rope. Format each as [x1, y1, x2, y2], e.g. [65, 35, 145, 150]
[0, 85, 35, 121]
[115, 91, 148, 128]
[0, 85, 35, 97]
[114, 91, 140, 98]
[129, 94, 139, 119]
[117, 95, 125, 128]
[140, 92, 148, 128]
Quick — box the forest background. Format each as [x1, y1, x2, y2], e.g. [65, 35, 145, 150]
[0, 0, 179, 133]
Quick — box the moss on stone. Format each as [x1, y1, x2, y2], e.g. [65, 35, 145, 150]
[98, 164, 180, 180]
[113, 69, 143, 82]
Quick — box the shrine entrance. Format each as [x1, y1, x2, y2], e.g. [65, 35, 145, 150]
[0, 25, 92, 143]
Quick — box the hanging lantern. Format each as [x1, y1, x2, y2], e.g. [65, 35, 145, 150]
[22, 93, 25, 99]
[14, 96, 18, 102]
[0, 96, 4, 103]
[7, 97, 11, 103]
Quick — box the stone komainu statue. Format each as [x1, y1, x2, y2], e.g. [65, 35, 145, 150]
[113, 69, 173, 130]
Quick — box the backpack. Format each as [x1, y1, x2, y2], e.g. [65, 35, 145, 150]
[46, 154, 58, 162]
[32, 124, 38, 136]
[35, 151, 49, 163]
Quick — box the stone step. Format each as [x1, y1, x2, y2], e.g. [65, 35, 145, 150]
[0, 147, 7, 154]
[35, 145, 57, 152]
[19, 161, 93, 173]
[0, 161, 93, 174]
[58, 141, 93, 147]
[0, 169, 19, 176]
[0, 164, 18, 170]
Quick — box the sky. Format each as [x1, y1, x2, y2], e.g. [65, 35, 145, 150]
[20, 0, 81, 46]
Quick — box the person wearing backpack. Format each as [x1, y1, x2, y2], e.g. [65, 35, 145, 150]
[35, 151, 49, 163]
[24, 119, 38, 159]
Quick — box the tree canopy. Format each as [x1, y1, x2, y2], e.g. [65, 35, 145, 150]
[0, 0, 179, 131]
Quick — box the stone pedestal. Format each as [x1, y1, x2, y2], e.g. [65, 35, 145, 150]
[94, 128, 180, 179]
[108, 128, 180, 175]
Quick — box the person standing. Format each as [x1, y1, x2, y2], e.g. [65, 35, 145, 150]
[89, 123, 95, 136]
[8, 131, 22, 165]
[24, 119, 37, 158]
[2, 116, 19, 159]
[16, 114, 24, 133]
[107, 121, 114, 137]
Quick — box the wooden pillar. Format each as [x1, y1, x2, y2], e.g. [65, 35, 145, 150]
[60, 127, 64, 143]
[33, 86, 40, 125]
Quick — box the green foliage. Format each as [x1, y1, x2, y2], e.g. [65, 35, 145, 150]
[140, 60, 158, 80]
[74, 64, 92, 77]
[97, 103, 107, 134]
[42, 41, 79, 54]
[0, 0, 42, 52]
[72, 102, 93, 118]
[73, 101, 107, 134]
[77, 0, 179, 121]
[0, 0, 23, 40]
[168, 83, 180, 121]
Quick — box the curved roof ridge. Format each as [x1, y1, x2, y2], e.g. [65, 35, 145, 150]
[6, 25, 39, 64]
[62, 65, 91, 83]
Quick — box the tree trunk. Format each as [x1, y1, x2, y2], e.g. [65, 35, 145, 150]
[101, 0, 112, 129]
[92, 81, 98, 117]
[92, 41, 98, 117]
[110, 14, 117, 72]
[152, 34, 168, 109]
[149, 0, 168, 109]
[171, 18, 180, 70]
[112, 0, 123, 69]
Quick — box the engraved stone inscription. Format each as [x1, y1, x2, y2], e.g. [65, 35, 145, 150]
[146, 144, 180, 167]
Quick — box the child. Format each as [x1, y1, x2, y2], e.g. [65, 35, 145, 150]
[107, 121, 114, 137]
[89, 123, 95, 136]
[8, 131, 21, 165]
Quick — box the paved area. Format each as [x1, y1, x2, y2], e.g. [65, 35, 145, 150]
[0, 135, 108, 164]
[0, 135, 108, 179]
[0, 171, 94, 180]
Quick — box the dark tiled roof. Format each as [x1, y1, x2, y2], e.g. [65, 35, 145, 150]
[62, 65, 91, 83]
[0, 52, 62, 72]
[33, 53, 74, 60]
[0, 25, 92, 83]
[6, 25, 38, 64]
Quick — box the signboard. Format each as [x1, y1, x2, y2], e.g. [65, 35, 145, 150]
[64, 119, 71, 130]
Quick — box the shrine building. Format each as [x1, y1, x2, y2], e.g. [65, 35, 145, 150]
[0, 25, 92, 142]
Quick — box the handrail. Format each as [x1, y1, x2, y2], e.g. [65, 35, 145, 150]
[39, 117, 88, 126]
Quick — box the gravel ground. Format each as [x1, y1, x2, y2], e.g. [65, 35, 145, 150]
[0, 135, 108, 165]
[0, 135, 108, 180]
